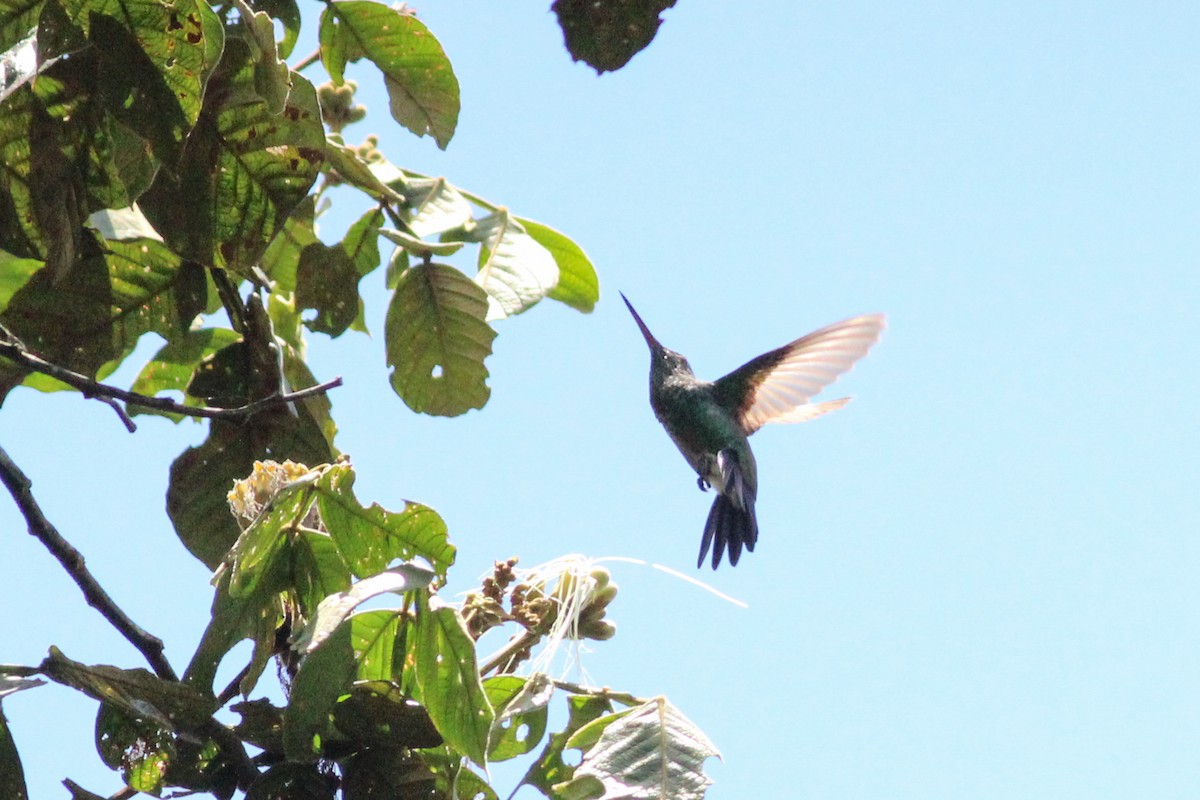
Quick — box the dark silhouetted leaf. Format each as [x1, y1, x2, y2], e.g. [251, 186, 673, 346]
[0, 706, 28, 800]
[128, 327, 242, 422]
[283, 616, 355, 761]
[553, 0, 676, 73]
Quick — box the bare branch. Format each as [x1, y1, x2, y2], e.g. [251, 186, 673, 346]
[0, 446, 178, 681]
[0, 339, 342, 431]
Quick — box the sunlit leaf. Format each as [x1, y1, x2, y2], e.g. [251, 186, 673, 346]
[385, 262, 495, 417]
[411, 595, 493, 767]
[167, 415, 331, 570]
[471, 209, 559, 320]
[485, 674, 551, 762]
[519, 694, 613, 794]
[141, 41, 324, 274]
[0, 1, 41, 54]
[293, 564, 435, 654]
[95, 703, 172, 794]
[349, 608, 404, 683]
[401, 175, 471, 238]
[561, 697, 720, 800]
[320, 1, 459, 149]
[314, 462, 455, 578]
[519, 217, 599, 313]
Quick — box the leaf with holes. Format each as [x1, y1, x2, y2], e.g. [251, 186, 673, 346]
[385, 262, 495, 417]
[559, 697, 720, 800]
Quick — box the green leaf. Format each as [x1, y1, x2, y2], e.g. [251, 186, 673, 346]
[471, 209, 559, 320]
[343, 206, 384, 277]
[183, 565, 287, 694]
[320, 2, 459, 149]
[519, 693, 613, 795]
[225, 479, 312, 596]
[485, 673, 551, 762]
[0, 704, 29, 800]
[248, 0, 300, 58]
[551, 0, 676, 74]
[234, 0, 290, 113]
[314, 462, 455, 579]
[349, 608, 405, 683]
[61, 0, 223, 131]
[211, 67, 325, 272]
[411, 595, 493, 767]
[293, 205, 384, 338]
[128, 328, 242, 422]
[260, 194, 318, 295]
[283, 617, 355, 761]
[292, 564, 435, 654]
[519, 217, 599, 313]
[560, 697, 720, 800]
[292, 527, 353, 615]
[385, 262, 495, 417]
[280, 341, 339, 451]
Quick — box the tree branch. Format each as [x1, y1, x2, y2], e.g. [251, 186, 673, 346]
[0, 340, 342, 432]
[0, 446, 178, 681]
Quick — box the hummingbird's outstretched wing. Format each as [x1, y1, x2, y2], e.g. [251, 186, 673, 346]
[714, 314, 885, 435]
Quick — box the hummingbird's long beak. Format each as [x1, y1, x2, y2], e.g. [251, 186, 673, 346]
[619, 292, 663, 352]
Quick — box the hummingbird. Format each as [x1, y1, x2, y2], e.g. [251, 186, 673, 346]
[621, 293, 885, 569]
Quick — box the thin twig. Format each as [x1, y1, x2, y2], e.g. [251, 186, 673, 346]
[550, 679, 645, 707]
[0, 446, 178, 681]
[291, 46, 321, 72]
[479, 629, 541, 676]
[0, 340, 342, 431]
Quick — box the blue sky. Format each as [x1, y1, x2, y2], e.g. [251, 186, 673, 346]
[2, 2, 1198, 798]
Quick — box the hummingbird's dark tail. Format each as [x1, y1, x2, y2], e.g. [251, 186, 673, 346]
[698, 478, 759, 569]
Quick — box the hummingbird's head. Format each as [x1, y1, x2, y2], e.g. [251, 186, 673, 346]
[620, 292, 694, 377]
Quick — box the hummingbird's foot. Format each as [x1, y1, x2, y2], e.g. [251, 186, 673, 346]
[697, 476, 710, 492]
